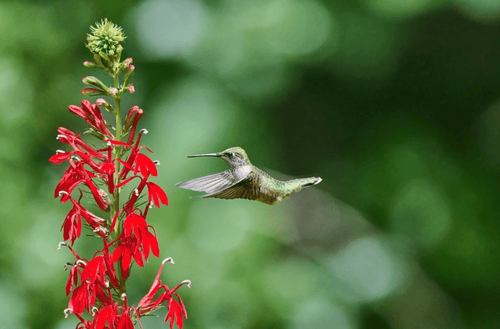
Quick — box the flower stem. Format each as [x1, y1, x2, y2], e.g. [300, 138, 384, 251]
[111, 73, 127, 299]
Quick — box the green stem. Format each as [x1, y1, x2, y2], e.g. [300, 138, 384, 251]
[111, 72, 127, 299]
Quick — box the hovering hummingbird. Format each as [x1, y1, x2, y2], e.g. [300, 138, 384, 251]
[176, 147, 322, 205]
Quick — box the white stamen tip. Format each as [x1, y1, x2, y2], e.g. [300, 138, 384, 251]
[121, 293, 127, 300]
[107, 141, 111, 146]
[140, 129, 148, 134]
[133, 188, 139, 196]
[64, 308, 72, 318]
[182, 280, 192, 288]
[76, 259, 87, 266]
[162, 257, 175, 265]
[91, 307, 98, 316]
[56, 134, 66, 140]
[58, 191, 68, 196]
[57, 242, 67, 250]
[93, 227, 107, 234]
[153, 160, 160, 165]
[56, 149, 65, 154]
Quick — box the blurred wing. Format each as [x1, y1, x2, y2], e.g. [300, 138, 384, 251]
[176, 170, 241, 194]
[200, 174, 274, 203]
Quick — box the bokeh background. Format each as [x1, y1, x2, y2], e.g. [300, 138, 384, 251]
[1, 0, 500, 328]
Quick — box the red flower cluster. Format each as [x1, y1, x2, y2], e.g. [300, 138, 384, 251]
[51, 99, 189, 328]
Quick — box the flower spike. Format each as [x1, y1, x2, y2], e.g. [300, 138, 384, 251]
[51, 19, 186, 328]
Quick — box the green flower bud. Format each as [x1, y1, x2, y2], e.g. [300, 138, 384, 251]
[83, 61, 96, 68]
[86, 19, 125, 65]
[81, 88, 107, 96]
[82, 76, 107, 90]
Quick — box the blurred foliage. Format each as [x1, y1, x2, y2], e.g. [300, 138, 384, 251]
[2, 0, 500, 328]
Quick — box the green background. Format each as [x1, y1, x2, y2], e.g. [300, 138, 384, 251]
[1, 0, 500, 328]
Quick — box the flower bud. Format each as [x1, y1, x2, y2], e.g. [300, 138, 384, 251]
[81, 88, 107, 96]
[83, 61, 96, 68]
[86, 19, 125, 67]
[123, 64, 134, 83]
[93, 53, 106, 69]
[116, 44, 124, 61]
[124, 57, 133, 67]
[82, 76, 107, 90]
[127, 85, 135, 93]
[96, 98, 108, 106]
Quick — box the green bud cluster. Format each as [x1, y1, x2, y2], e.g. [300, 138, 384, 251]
[86, 19, 125, 64]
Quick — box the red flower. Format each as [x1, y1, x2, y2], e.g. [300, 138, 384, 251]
[147, 181, 169, 207]
[69, 100, 113, 137]
[69, 284, 92, 315]
[99, 143, 116, 193]
[118, 129, 150, 180]
[165, 297, 186, 329]
[124, 106, 143, 145]
[61, 205, 81, 245]
[135, 152, 157, 178]
[55, 158, 109, 211]
[112, 213, 159, 276]
[138, 258, 190, 328]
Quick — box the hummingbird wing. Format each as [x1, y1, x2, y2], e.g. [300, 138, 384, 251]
[176, 170, 244, 194]
[199, 173, 277, 205]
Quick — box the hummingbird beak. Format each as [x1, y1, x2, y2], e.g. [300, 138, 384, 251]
[187, 152, 221, 158]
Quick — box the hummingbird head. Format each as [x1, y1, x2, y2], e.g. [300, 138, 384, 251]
[187, 146, 252, 169]
[219, 147, 251, 168]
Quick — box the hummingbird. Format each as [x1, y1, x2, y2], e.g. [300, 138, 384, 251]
[176, 147, 322, 205]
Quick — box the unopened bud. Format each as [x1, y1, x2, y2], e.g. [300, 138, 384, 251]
[116, 44, 124, 60]
[83, 61, 96, 68]
[96, 98, 108, 106]
[110, 88, 118, 96]
[124, 57, 133, 67]
[123, 64, 135, 82]
[127, 85, 135, 93]
[93, 53, 105, 69]
[82, 76, 107, 90]
[81, 88, 107, 96]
